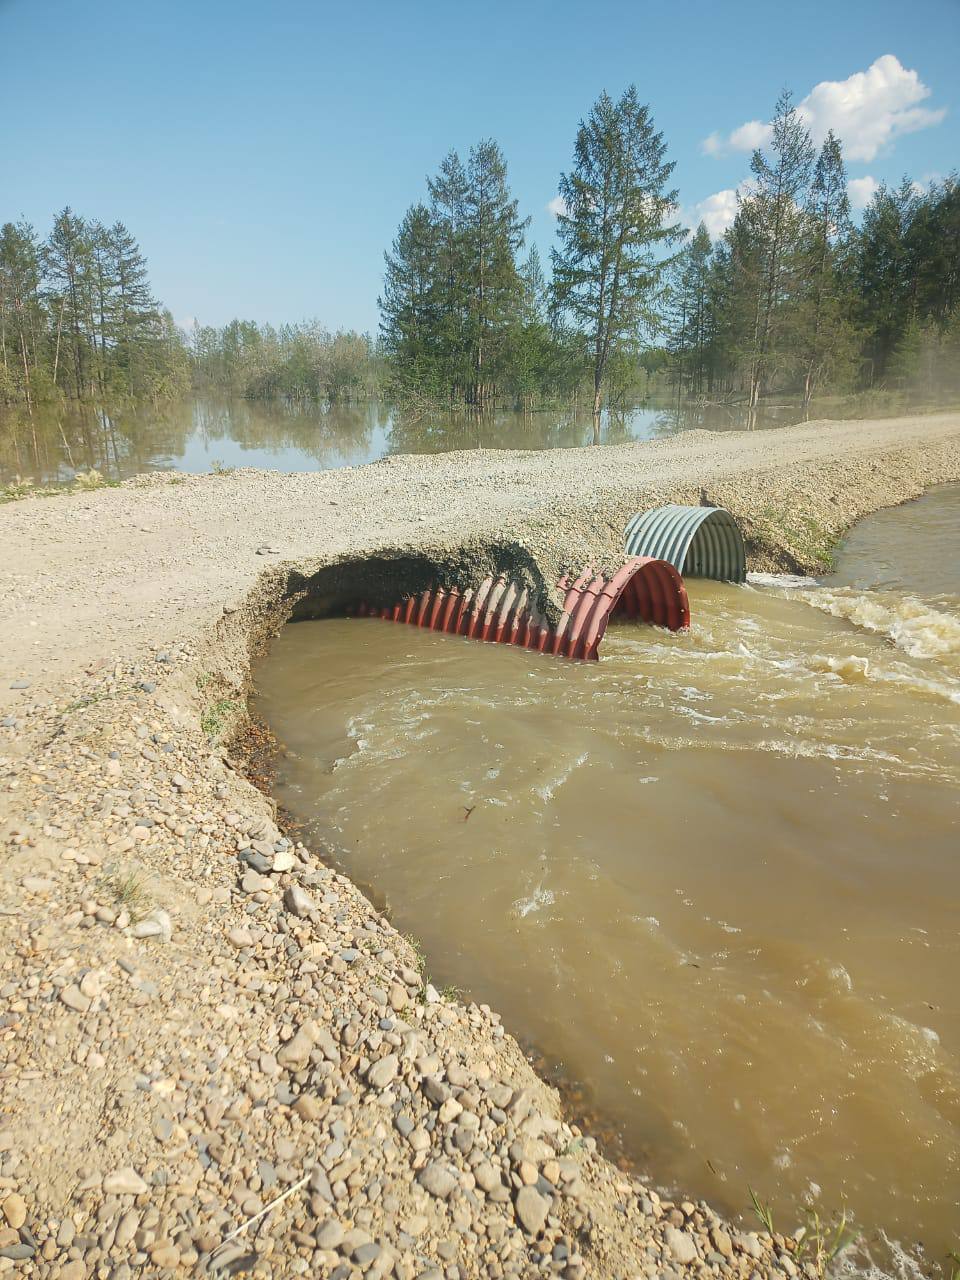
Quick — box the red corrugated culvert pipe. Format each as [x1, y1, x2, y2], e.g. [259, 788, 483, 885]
[349, 556, 689, 660]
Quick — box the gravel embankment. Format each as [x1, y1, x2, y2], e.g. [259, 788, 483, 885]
[1, 411, 959, 1280]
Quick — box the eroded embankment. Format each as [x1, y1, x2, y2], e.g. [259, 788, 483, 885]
[1, 413, 960, 1279]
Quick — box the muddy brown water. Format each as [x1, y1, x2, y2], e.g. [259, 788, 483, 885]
[254, 487, 960, 1271]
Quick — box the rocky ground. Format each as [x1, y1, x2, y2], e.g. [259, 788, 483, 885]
[2, 412, 960, 1279]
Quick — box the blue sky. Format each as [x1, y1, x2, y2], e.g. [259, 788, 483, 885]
[3, 0, 957, 334]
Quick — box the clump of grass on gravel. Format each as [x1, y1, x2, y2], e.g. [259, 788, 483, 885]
[405, 934, 427, 975]
[1, 476, 59, 503]
[757, 506, 839, 571]
[202, 697, 239, 742]
[102, 866, 153, 922]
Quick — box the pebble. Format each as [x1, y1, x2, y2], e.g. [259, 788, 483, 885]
[417, 1161, 457, 1199]
[366, 1054, 399, 1090]
[1, 1196, 25, 1230]
[59, 985, 90, 1013]
[102, 1168, 148, 1196]
[284, 884, 315, 916]
[514, 1186, 549, 1236]
[315, 1220, 344, 1249]
[664, 1226, 699, 1264]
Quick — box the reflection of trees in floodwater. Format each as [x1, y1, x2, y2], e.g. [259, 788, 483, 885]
[189, 399, 382, 466]
[386, 404, 599, 455]
[0, 401, 193, 484]
[0, 398, 388, 484]
[2, 394, 824, 487]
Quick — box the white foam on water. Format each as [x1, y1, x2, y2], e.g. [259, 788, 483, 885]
[804, 588, 960, 661]
[747, 571, 820, 589]
[514, 883, 556, 918]
[534, 751, 589, 801]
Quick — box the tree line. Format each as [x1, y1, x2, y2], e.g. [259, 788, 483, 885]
[668, 93, 960, 416]
[5, 92, 956, 420]
[187, 320, 378, 402]
[0, 210, 189, 407]
[381, 87, 959, 420]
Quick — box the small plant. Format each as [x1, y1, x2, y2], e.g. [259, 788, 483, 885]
[2, 476, 34, 501]
[196, 672, 214, 690]
[946, 1249, 960, 1280]
[406, 934, 427, 974]
[796, 1206, 856, 1279]
[438, 982, 462, 1001]
[202, 697, 239, 742]
[62, 689, 110, 714]
[210, 458, 235, 476]
[103, 866, 153, 921]
[73, 468, 105, 490]
[748, 1186, 776, 1235]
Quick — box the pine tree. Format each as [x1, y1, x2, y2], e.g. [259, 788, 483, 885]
[796, 131, 857, 412]
[551, 86, 680, 433]
[379, 203, 441, 396]
[428, 150, 472, 398]
[0, 221, 43, 407]
[667, 222, 713, 400]
[856, 178, 917, 383]
[740, 91, 815, 418]
[43, 208, 95, 397]
[460, 140, 528, 406]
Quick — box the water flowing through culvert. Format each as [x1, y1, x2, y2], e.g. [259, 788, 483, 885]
[253, 486, 960, 1273]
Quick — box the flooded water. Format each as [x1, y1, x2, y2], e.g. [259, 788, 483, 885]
[2, 394, 825, 485]
[254, 488, 960, 1271]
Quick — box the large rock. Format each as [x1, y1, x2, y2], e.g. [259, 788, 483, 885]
[1, 1194, 26, 1230]
[284, 884, 315, 917]
[417, 1161, 456, 1200]
[664, 1226, 698, 1264]
[103, 1167, 148, 1196]
[366, 1053, 399, 1090]
[277, 1021, 319, 1070]
[514, 1185, 549, 1236]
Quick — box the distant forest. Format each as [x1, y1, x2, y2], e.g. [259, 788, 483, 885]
[2, 85, 958, 416]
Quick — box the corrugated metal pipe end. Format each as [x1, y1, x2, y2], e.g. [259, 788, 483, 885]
[349, 556, 690, 661]
[624, 504, 746, 583]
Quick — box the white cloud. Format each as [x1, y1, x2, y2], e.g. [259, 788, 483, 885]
[702, 54, 945, 163]
[687, 189, 739, 238]
[729, 120, 773, 152]
[547, 195, 568, 218]
[847, 175, 879, 209]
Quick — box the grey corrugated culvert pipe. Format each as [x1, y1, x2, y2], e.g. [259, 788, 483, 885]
[624, 504, 746, 583]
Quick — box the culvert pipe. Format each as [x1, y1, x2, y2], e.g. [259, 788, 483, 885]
[624, 504, 746, 583]
[349, 556, 689, 661]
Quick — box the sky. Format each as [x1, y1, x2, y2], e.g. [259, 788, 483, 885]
[2, 0, 957, 335]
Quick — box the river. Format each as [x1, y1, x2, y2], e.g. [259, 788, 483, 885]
[253, 486, 960, 1272]
[1, 394, 854, 485]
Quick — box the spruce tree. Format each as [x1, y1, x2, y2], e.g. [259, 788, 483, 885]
[741, 91, 814, 418]
[551, 86, 680, 431]
[460, 140, 528, 406]
[796, 130, 857, 412]
[378, 203, 440, 396]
